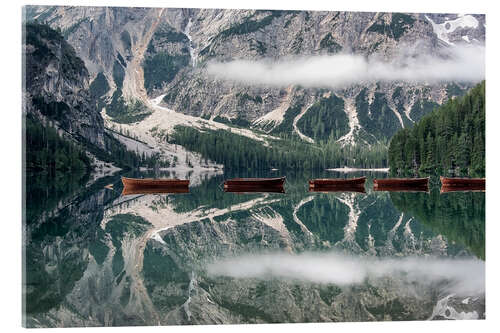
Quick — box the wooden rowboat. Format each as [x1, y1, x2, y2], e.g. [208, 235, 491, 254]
[440, 176, 485, 187]
[309, 177, 366, 188]
[223, 177, 286, 188]
[373, 177, 429, 187]
[121, 177, 189, 188]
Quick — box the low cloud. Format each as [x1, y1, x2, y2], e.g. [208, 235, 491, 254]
[205, 251, 484, 296]
[206, 44, 485, 88]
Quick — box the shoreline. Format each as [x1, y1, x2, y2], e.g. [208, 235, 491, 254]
[326, 167, 390, 173]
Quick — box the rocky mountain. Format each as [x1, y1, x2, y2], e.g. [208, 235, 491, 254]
[25, 6, 485, 151]
[23, 22, 107, 149]
[22, 21, 172, 175]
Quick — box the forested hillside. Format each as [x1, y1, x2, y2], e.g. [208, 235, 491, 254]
[388, 81, 485, 177]
[171, 125, 388, 170]
[25, 115, 91, 172]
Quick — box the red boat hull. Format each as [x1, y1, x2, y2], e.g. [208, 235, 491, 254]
[224, 177, 286, 188]
[121, 177, 190, 188]
[373, 177, 429, 187]
[309, 177, 366, 188]
[440, 177, 485, 187]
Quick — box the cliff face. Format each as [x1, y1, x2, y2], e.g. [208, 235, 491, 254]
[26, 6, 484, 145]
[23, 22, 107, 150]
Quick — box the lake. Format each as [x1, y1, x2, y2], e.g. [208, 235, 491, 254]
[22, 170, 485, 327]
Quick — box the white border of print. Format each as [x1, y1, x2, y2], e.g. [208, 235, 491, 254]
[2, 1, 497, 333]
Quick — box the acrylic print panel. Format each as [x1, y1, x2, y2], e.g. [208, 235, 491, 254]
[22, 4, 485, 327]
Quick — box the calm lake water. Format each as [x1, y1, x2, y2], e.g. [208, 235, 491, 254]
[23, 170, 485, 327]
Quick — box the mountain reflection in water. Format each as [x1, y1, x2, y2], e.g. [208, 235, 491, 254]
[23, 171, 485, 327]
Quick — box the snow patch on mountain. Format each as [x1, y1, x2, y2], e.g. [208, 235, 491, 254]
[107, 129, 156, 156]
[150, 94, 279, 146]
[253, 86, 294, 132]
[253, 107, 285, 130]
[101, 106, 224, 177]
[336, 95, 362, 147]
[292, 102, 315, 143]
[429, 294, 480, 320]
[386, 90, 405, 128]
[101, 92, 280, 173]
[403, 90, 416, 123]
[425, 14, 479, 45]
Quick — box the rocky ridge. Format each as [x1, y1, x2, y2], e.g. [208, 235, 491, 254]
[26, 6, 485, 147]
[23, 22, 107, 149]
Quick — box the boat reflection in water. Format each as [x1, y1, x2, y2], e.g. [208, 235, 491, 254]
[439, 177, 486, 193]
[309, 185, 366, 194]
[309, 176, 366, 187]
[308, 177, 366, 193]
[121, 176, 190, 196]
[223, 185, 285, 194]
[440, 176, 485, 187]
[373, 177, 429, 187]
[373, 177, 429, 193]
[373, 184, 429, 193]
[223, 176, 286, 193]
[121, 186, 190, 195]
[223, 176, 286, 187]
[441, 185, 485, 193]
